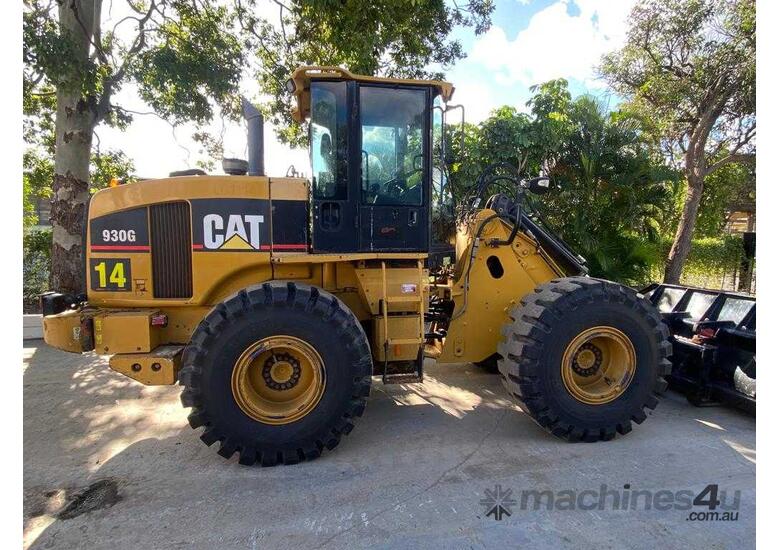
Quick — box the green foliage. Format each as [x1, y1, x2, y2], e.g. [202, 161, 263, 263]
[684, 236, 745, 274]
[242, 0, 494, 146]
[133, 2, 245, 124]
[664, 159, 756, 240]
[24, 0, 252, 128]
[23, 0, 495, 188]
[23, 252, 50, 309]
[90, 149, 136, 191]
[649, 235, 745, 285]
[525, 79, 574, 165]
[23, 0, 494, 290]
[23, 229, 53, 309]
[539, 96, 676, 284]
[599, 0, 755, 281]
[24, 228, 53, 260]
[447, 81, 677, 284]
[22, 149, 54, 227]
[23, 147, 135, 227]
[599, 0, 755, 157]
[24, 1, 98, 96]
[694, 161, 755, 237]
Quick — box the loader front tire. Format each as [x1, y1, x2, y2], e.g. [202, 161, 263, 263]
[179, 282, 372, 466]
[497, 277, 671, 442]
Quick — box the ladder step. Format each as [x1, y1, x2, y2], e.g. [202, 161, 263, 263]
[387, 338, 422, 345]
[385, 296, 421, 304]
[382, 373, 423, 384]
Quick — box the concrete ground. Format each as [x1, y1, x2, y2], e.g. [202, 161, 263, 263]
[24, 341, 755, 549]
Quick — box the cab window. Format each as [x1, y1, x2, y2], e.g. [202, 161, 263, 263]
[360, 86, 426, 206]
[310, 82, 348, 200]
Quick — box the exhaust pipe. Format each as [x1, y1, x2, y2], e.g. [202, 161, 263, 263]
[241, 97, 265, 176]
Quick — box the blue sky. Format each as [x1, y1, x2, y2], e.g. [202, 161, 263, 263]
[97, 0, 635, 179]
[445, 0, 633, 121]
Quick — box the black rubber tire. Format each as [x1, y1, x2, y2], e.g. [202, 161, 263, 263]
[179, 281, 373, 466]
[497, 277, 672, 442]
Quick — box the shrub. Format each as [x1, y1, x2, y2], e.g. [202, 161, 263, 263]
[23, 228, 52, 311]
[649, 235, 747, 289]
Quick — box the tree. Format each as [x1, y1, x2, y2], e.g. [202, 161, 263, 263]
[690, 160, 755, 238]
[446, 81, 675, 284]
[25, 0, 246, 293]
[24, 0, 494, 293]
[240, 0, 493, 146]
[541, 96, 675, 283]
[600, 0, 755, 283]
[23, 65, 134, 229]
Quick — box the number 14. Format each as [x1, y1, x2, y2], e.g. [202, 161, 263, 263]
[93, 261, 127, 288]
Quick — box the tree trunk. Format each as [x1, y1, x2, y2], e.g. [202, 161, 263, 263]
[49, 1, 98, 294]
[664, 171, 704, 284]
[738, 227, 755, 293]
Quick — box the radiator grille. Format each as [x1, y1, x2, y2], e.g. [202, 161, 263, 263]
[150, 202, 193, 298]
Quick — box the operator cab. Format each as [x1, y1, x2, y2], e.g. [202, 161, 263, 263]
[288, 67, 454, 253]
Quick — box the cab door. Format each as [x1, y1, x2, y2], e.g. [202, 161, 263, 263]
[310, 81, 359, 252]
[358, 85, 430, 252]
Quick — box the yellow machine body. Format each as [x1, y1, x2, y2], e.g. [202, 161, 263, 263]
[109, 345, 184, 386]
[40, 66, 567, 384]
[436, 210, 563, 363]
[38, 67, 672, 464]
[42, 309, 86, 354]
[42, 179, 562, 381]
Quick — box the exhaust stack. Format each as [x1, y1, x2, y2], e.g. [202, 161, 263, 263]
[241, 97, 265, 177]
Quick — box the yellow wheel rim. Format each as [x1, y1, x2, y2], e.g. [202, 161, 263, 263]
[560, 326, 636, 405]
[231, 336, 326, 425]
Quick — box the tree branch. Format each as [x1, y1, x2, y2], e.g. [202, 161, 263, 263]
[704, 152, 755, 176]
[110, 104, 160, 118]
[704, 118, 756, 176]
[69, 0, 110, 66]
[108, 0, 156, 86]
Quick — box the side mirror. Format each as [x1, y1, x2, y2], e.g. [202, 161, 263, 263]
[527, 176, 551, 195]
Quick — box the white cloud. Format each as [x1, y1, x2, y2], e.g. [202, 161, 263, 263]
[449, 80, 497, 123]
[471, 0, 635, 88]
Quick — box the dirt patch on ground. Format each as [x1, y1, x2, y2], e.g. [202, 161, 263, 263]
[57, 479, 121, 520]
[25, 479, 122, 522]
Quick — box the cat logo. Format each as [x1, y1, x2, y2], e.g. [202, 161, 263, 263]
[203, 213, 265, 250]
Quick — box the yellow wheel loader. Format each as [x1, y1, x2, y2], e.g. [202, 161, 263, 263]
[41, 67, 671, 466]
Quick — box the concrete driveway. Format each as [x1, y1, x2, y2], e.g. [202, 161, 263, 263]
[23, 341, 755, 549]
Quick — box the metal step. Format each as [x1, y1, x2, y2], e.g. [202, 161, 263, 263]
[385, 296, 421, 304]
[382, 372, 423, 384]
[387, 337, 422, 346]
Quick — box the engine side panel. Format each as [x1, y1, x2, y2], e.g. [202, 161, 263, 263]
[82, 175, 429, 353]
[86, 176, 308, 308]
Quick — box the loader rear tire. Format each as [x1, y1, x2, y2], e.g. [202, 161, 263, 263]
[179, 282, 372, 466]
[497, 277, 671, 442]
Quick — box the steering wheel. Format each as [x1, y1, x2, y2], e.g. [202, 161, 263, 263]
[377, 167, 424, 201]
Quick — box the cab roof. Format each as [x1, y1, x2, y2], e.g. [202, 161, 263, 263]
[288, 66, 455, 122]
